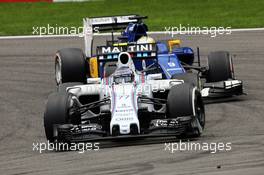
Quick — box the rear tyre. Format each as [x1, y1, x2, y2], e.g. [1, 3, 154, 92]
[166, 83, 205, 137]
[55, 48, 87, 85]
[207, 51, 233, 82]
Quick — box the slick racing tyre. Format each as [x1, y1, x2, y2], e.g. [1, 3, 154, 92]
[166, 83, 205, 137]
[44, 92, 80, 142]
[207, 51, 233, 82]
[55, 48, 87, 85]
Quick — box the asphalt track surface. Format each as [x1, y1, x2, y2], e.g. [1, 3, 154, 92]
[0, 31, 264, 175]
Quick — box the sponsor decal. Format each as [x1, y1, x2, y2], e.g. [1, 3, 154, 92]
[115, 117, 134, 121]
[168, 62, 176, 67]
[99, 43, 154, 54]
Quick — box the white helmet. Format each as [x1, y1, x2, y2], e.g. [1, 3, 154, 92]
[137, 36, 155, 44]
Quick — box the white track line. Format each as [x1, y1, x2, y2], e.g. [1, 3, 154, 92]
[0, 28, 264, 39]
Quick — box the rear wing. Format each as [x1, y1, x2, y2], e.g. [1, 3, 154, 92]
[96, 43, 157, 61]
[83, 15, 140, 57]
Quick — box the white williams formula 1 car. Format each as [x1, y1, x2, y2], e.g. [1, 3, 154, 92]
[44, 44, 205, 143]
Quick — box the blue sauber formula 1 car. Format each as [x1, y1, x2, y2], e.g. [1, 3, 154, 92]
[44, 15, 243, 143]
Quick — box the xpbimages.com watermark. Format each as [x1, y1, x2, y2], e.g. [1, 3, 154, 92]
[31, 23, 232, 37]
[32, 24, 99, 37]
[164, 24, 232, 37]
[32, 141, 100, 153]
[164, 140, 232, 154]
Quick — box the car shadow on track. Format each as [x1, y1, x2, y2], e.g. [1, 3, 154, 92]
[98, 137, 198, 149]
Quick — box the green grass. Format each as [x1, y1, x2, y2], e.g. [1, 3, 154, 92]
[0, 0, 263, 36]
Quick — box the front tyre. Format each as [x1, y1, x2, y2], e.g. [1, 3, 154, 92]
[44, 92, 80, 142]
[166, 83, 205, 137]
[207, 51, 233, 82]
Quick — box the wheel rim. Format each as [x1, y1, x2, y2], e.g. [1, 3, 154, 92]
[55, 55, 62, 85]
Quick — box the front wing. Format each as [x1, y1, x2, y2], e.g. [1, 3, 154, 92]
[201, 79, 243, 98]
[53, 116, 193, 143]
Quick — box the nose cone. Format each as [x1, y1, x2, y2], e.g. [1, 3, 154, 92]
[110, 84, 140, 135]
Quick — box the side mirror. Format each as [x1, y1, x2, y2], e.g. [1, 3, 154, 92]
[168, 39, 181, 52]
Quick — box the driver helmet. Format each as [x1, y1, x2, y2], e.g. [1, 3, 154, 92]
[137, 36, 155, 44]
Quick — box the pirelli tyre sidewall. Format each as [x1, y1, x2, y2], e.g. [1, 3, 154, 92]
[207, 51, 233, 82]
[44, 92, 72, 142]
[166, 83, 205, 136]
[55, 48, 87, 85]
